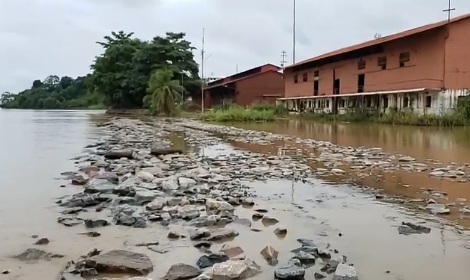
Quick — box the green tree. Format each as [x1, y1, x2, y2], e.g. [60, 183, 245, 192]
[90, 31, 200, 109]
[147, 68, 183, 116]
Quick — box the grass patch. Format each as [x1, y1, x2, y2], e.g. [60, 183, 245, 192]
[202, 104, 287, 122]
[300, 109, 470, 127]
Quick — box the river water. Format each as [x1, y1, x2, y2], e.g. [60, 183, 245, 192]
[1, 110, 470, 279]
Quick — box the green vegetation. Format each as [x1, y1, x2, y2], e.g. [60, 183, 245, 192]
[146, 69, 184, 116]
[0, 75, 104, 109]
[202, 103, 288, 122]
[301, 103, 470, 127]
[1, 31, 199, 113]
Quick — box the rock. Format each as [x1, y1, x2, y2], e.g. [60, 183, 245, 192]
[150, 148, 183, 156]
[260, 245, 279, 266]
[84, 219, 109, 228]
[398, 222, 431, 235]
[78, 232, 101, 237]
[85, 250, 152, 275]
[189, 227, 210, 240]
[254, 208, 268, 213]
[398, 156, 415, 162]
[162, 177, 180, 191]
[220, 245, 245, 259]
[105, 149, 134, 159]
[261, 216, 279, 226]
[252, 213, 264, 220]
[57, 216, 83, 227]
[14, 248, 64, 261]
[331, 168, 346, 175]
[314, 272, 326, 279]
[163, 263, 201, 280]
[34, 238, 50, 245]
[233, 218, 251, 227]
[178, 177, 197, 188]
[168, 230, 182, 239]
[293, 251, 316, 265]
[426, 204, 450, 214]
[85, 178, 117, 194]
[200, 259, 261, 280]
[297, 238, 316, 247]
[146, 197, 167, 211]
[274, 227, 287, 236]
[204, 228, 239, 241]
[179, 205, 201, 220]
[197, 253, 229, 269]
[206, 198, 235, 215]
[134, 189, 160, 205]
[274, 259, 305, 280]
[71, 175, 88, 185]
[137, 171, 155, 182]
[194, 241, 212, 249]
[2, 270, 9, 275]
[333, 264, 358, 280]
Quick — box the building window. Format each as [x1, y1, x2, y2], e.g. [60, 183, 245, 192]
[302, 72, 308, 82]
[294, 74, 298, 83]
[377, 56, 387, 70]
[313, 70, 319, 77]
[399, 52, 410, 67]
[425, 95, 432, 108]
[357, 59, 366, 70]
[313, 80, 319, 96]
[403, 96, 409, 108]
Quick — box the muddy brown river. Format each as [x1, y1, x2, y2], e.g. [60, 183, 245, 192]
[1, 110, 470, 280]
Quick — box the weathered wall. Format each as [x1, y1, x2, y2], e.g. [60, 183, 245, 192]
[445, 18, 470, 89]
[234, 71, 284, 106]
[285, 29, 447, 98]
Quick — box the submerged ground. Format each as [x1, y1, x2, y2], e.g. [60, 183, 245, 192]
[1, 110, 470, 280]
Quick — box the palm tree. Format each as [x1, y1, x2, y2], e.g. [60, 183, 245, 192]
[146, 68, 183, 116]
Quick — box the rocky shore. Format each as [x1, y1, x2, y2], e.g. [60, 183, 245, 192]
[45, 118, 360, 280]
[11, 117, 470, 280]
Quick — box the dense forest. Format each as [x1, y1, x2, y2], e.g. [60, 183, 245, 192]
[1, 31, 200, 110]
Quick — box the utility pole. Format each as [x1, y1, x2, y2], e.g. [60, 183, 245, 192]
[200, 28, 205, 113]
[292, 0, 296, 64]
[281, 50, 287, 69]
[443, 0, 455, 22]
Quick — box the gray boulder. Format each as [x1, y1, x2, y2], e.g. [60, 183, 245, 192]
[333, 264, 359, 280]
[274, 259, 305, 280]
[163, 263, 201, 280]
[85, 250, 152, 275]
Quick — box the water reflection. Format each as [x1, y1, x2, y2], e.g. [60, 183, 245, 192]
[232, 119, 470, 164]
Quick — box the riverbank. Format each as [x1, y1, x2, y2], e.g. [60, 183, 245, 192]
[3, 113, 470, 280]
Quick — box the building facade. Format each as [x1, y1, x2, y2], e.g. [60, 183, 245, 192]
[279, 14, 470, 115]
[199, 64, 284, 108]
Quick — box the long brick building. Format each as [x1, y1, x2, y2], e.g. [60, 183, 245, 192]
[278, 13, 470, 115]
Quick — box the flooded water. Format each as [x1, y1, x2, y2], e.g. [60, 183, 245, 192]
[1, 110, 470, 279]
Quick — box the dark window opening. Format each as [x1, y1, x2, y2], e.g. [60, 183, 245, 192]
[340, 98, 346, 108]
[425, 95, 432, 108]
[357, 74, 365, 93]
[333, 79, 340, 95]
[357, 59, 366, 70]
[294, 74, 298, 83]
[366, 96, 372, 107]
[302, 72, 308, 82]
[399, 52, 410, 68]
[326, 100, 329, 107]
[403, 96, 409, 107]
[382, 96, 389, 108]
[377, 56, 387, 70]
[314, 70, 319, 77]
[313, 80, 319, 96]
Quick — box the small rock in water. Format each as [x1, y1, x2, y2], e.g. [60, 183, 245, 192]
[34, 238, 50, 245]
[84, 219, 109, 228]
[220, 245, 245, 259]
[199, 259, 261, 280]
[84, 249, 153, 275]
[14, 248, 64, 261]
[426, 204, 450, 215]
[196, 253, 229, 269]
[79, 232, 101, 237]
[260, 245, 279, 266]
[398, 222, 431, 235]
[314, 272, 326, 279]
[274, 259, 305, 280]
[274, 227, 287, 236]
[163, 263, 201, 280]
[2, 270, 10, 275]
[261, 216, 279, 226]
[333, 264, 358, 280]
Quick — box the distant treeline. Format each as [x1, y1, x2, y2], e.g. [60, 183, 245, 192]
[1, 31, 200, 110]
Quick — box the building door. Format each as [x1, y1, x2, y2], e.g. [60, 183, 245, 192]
[357, 74, 365, 93]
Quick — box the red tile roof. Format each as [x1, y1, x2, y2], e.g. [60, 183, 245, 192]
[287, 13, 470, 69]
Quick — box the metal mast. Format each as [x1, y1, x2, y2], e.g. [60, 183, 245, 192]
[293, 0, 296, 64]
[200, 28, 205, 113]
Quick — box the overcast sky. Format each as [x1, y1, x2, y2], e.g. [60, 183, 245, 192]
[1, 0, 468, 93]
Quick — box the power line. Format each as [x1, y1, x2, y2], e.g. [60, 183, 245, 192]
[443, 0, 455, 22]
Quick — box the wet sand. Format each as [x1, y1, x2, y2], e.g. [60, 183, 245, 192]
[1, 112, 470, 280]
